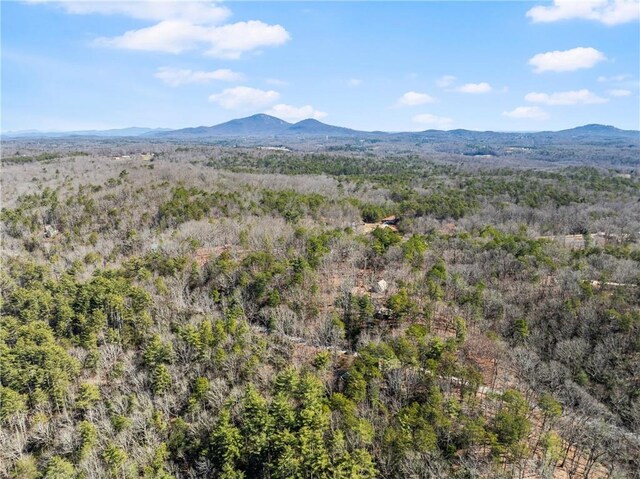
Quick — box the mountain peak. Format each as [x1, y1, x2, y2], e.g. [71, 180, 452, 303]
[285, 118, 361, 136]
[562, 124, 621, 133]
[244, 113, 288, 123]
[293, 118, 325, 125]
[227, 114, 291, 127]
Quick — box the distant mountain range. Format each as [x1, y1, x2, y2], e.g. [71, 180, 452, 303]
[3, 127, 172, 139]
[3, 115, 638, 142]
[146, 114, 364, 139]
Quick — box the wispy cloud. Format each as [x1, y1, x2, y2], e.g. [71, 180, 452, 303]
[266, 78, 289, 86]
[395, 91, 435, 107]
[597, 74, 632, 83]
[40, 1, 232, 24]
[155, 67, 244, 86]
[456, 82, 492, 94]
[265, 104, 327, 121]
[503, 106, 549, 120]
[529, 47, 606, 73]
[209, 86, 280, 110]
[412, 113, 453, 129]
[436, 75, 457, 88]
[347, 78, 362, 87]
[527, 0, 640, 26]
[607, 89, 632, 97]
[525, 89, 608, 105]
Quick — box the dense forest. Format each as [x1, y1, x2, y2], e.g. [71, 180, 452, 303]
[1, 141, 639, 479]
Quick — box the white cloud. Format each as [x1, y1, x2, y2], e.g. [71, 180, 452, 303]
[96, 20, 290, 59]
[42, 1, 290, 58]
[436, 75, 457, 88]
[209, 86, 279, 110]
[47, 1, 231, 24]
[412, 113, 454, 129]
[95, 20, 203, 54]
[200, 21, 290, 59]
[528, 47, 606, 73]
[456, 82, 492, 94]
[396, 91, 435, 107]
[155, 67, 244, 86]
[607, 89, 632, 97]
[265, 104, 327, 121]
[597, 74, 632, 82]
[526, 0, 640, 26]
[347, 78, 362, 87]
[525, 89, 608, 105]
[503, 106, 549, 120]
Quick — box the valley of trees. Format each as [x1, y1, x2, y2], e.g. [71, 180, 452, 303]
[1, 140, 639, 478]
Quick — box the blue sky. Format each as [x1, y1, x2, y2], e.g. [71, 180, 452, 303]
[2, 1, 639, 132]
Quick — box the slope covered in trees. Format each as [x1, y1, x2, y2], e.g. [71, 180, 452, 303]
[1, 142, 639, 478]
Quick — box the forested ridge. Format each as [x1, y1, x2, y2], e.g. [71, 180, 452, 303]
[1, 142, 639, 479]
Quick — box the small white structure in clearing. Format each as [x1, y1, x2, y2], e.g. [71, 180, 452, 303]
[44, 225, 58, 238]
[257, 146, 291, 152]
[373, 279, 388, 294]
